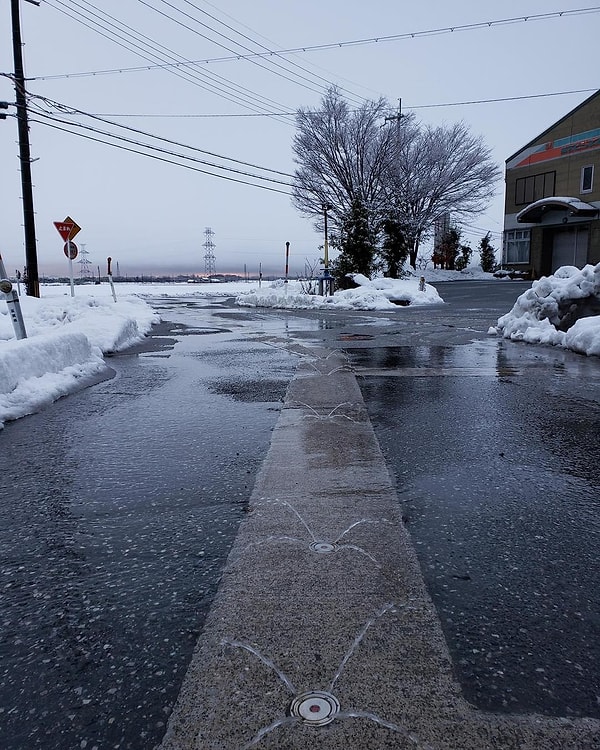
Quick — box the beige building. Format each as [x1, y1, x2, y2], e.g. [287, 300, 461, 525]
[503, 90, 600, 279]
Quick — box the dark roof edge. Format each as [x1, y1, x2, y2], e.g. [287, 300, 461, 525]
[505, 89, 600, 165]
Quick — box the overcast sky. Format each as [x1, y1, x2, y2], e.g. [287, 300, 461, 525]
[1, 0, 598, 279]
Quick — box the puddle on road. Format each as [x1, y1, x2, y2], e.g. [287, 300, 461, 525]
[348, 338, 600, 383]
[356, 339, 600, 720]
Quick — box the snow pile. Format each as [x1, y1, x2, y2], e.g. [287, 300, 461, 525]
[3, 267, 598, 430]
[408, 267, 496, 282]
[236, 275, 443, 310]
[0, 290, 159, 428]
[0, 293, 160, 351]
[0, 331, 106, 426]
[494, 263, 600, 356]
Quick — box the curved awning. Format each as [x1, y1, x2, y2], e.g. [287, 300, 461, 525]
[517, 196, 598, 223]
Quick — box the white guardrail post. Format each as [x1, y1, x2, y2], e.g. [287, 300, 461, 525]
[0, 253, 27, 339]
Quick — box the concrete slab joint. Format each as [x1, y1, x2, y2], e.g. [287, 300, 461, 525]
[160, 347, 600, 749]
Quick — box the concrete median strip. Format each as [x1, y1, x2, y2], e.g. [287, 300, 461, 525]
[160, 347, 600, 749]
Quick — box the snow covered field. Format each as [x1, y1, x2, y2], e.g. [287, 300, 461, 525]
[1, 265, 599, 428]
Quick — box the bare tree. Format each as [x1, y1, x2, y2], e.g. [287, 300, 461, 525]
[386, 121, 501, 267]
[292, 89, 500, 278]
[292, 88, 395, 235]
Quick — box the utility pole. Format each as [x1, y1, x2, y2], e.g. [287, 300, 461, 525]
[11, 0, 40, 297]
[384, 98, 404, 127]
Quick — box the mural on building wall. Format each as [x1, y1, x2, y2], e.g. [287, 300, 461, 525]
[508, 128, 600, 170]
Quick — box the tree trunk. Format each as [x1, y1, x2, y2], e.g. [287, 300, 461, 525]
[409, 237, 420, 268]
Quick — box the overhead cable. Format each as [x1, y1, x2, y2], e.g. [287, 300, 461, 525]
[164, 6, 600, 63]
[72, 0, 291, 111]
[72, 87, 600, 119]
[42, 0, 295, 123]
[29, 116, 293, 194]
[136, 0, 334, 99]
[172, 0, 367, 105]
[406, 88, 599, 109]
[28, 92, 294, 176]
[33, 7, 600, 79]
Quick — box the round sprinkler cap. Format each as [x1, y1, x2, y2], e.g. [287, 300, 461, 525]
[309, 541, 337, 554]
[289, 690, 340, 726]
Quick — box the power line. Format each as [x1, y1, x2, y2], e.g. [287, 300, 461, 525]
[44, 0, 351, 111]
[462, 224, 503, 237]
[89, 111, 298, 118]
[28, 116, 293, 195]
[75, 0, 293, 111]
[27, 92, 294, 176]
[33, 7, 600, 80]
[406, 88, 599, 109]
[42, 0, 295, 123]
[68, 87, 600, 120]
[27, 105, 294, 186]
[160, 0, 366, 106]
[135, 0, 336, 99]
[193, 0, 379, 100]
[170, 6, 600, 63]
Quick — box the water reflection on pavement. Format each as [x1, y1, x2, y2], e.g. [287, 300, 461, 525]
[2, 286, 599, 750]
[0, 298, 299, 750]
[348, 338, 600, 719]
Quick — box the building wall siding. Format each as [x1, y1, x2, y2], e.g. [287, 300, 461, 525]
[503, 91, 600, 277]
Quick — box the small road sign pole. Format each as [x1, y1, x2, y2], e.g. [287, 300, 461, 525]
[68, 243, 75, 297]
[63, 241, 79, 297]
[107, 257, 117, 302]
[54, 217, 81, 298]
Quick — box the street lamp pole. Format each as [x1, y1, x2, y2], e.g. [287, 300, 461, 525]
[11, 0, 40, 298]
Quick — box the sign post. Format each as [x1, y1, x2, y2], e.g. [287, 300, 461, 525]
[63, 241, 78, 296]
[284, 241, 290, 297]
[107, 257, 117, 302]
[53, 216, 81, 297]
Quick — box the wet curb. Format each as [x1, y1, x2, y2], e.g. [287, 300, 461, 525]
[160, 347, 600, 749]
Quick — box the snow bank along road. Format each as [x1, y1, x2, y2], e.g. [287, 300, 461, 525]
[162, 287, 600, 750]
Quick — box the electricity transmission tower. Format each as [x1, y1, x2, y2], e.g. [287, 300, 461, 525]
[203, 227, 216, 276]
[77, 243, 93, 281]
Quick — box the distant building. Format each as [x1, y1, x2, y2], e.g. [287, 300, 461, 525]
[433, 212, 451, 255]
[503, 90, 600, 278]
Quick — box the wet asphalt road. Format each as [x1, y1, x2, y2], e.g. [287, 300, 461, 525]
[287, 282, 600, 720]
[1, 282, 599, 749]
[0, 299, 297, 750]
[352, 341, 600, 719]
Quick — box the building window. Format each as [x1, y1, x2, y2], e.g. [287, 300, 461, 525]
[515, 171, 556, 205]
[581, 165, 594, 194]
[504, 229, 531, 264]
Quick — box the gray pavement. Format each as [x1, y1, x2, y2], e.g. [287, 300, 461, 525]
[160, 341, 600, 749]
